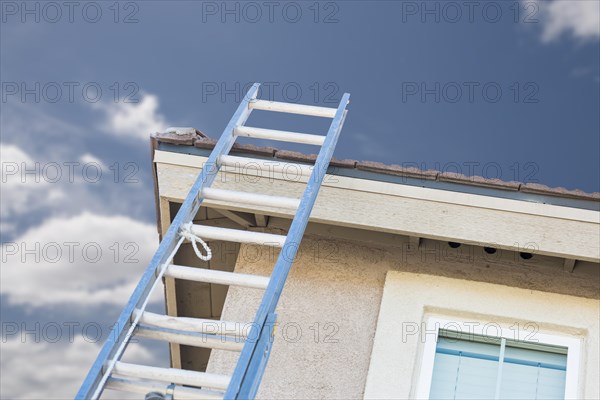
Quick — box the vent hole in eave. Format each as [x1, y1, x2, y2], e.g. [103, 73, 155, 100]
[484, 247, 497, 254]
[519, 252, 533, 260]
[448, 242, 461, 248]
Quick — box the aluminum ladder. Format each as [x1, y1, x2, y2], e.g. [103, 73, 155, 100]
[76, 82, 350, 400]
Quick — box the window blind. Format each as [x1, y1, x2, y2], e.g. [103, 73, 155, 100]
[429, 332, 567, 400]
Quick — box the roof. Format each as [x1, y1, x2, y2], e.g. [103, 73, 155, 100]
[151, 129, 600, 210]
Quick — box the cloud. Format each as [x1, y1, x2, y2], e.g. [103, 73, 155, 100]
[1, 143, 33, 166]
[94, 94, 169, 141]
[532, 0, 600, 43]
[79, 153, 107, 170]
[0, 102, 85, 159]
[0, 337, 157, 399]
[1, 212, 160, 307]
[0, 143, 65, 221]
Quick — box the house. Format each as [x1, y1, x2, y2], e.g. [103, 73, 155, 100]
[145, 126, 600, 399]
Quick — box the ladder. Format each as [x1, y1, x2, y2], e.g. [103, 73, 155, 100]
[76, 82, 350, 400]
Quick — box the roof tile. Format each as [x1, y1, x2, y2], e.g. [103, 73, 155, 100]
[357, 161, 439, 180]
[232, 143, 277, 157]
[194, 136, 276, 157]
[153, 128, 205, 145]
[275, 149, 357, 168]
[439, 172, 520, 191]
[520, 182, 600, 201]
[193, 136, 218, 149]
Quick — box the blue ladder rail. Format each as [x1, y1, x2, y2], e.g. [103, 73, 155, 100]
[75, 82, 350, 400]
[226, 92, 350, 400]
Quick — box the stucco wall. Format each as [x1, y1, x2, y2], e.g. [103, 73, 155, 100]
[205, 233, 599, 399]
[206, 234, 391, 399]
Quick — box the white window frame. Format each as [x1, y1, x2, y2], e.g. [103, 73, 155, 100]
[415, 316, 582, 399]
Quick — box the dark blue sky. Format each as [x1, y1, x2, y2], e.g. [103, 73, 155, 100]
[1, 1, 599, 397]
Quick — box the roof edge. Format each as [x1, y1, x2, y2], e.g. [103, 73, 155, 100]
[150, 131, 600, 206]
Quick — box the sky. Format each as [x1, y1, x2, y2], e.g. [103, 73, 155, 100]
[1, 1, 599, 398]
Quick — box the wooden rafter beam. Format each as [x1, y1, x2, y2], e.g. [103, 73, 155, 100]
[563, 259, 577, 273]
[214, 209, 255, 228]
[408, 236, 421, 250]
[255, 214, 269, 227]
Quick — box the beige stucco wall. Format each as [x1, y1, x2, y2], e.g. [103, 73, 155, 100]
[205, 233, 600, 399]
[206, 234, 391, 399]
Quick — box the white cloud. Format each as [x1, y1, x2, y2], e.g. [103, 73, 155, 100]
[532, 0, 600, 42]
[1, 143, 33, 166]
[0, 337, 158, 399]
[79, 153, 107, 170]
[94, 94, 169, 141]
[1, 212, 160, 306]
[1, 144, 34, 187]
[0, 143, 65, 219]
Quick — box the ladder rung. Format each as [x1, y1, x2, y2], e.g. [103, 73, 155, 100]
[234, 126, 325, 146]
[106, 377, 224, 400]
[218, 155, 314, 178]
[249, 99, 337, 118]
[190, 224, 286, 247]
[202, 187, 300, 210]
[112, 362, 230, 390]
[136, 326, 245, 351]
[165, 264, 270, 289]
[134, 310, 251, 338]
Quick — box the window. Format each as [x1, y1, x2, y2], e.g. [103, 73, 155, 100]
[416, 318, 581, 399]
[363, 273, 594, 399]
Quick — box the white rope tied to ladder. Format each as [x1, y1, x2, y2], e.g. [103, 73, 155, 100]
[180, 222, 212, 261]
